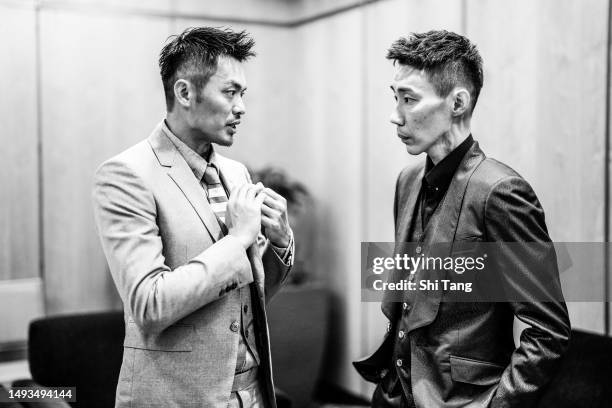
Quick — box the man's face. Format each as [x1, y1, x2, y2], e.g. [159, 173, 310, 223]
[189, 56, 247, 146]
[389, 64, 452, 155]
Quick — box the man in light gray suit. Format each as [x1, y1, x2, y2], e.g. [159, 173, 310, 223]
[92, 27, 294, 407]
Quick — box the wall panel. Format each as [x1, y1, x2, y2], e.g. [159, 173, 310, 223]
[289, 8, 365, 393]
[609, 0, 612, 334]
[466, 0, 608, 332]
[0, 4, 39, 282]
[360, 0, 463, 396]
[40, 10, 171, 314]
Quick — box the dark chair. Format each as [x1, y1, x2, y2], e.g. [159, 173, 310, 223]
[267, 285, 330, 408]
[537, 329, 612, 408]
[22, 312, 124, 408]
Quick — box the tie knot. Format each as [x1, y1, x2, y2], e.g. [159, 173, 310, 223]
[203, 164, 221, 185]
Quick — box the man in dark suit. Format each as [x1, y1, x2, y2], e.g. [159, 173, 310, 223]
[354, 30, 570, 408]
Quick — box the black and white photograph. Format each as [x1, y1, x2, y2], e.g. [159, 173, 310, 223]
[0, 0, 610, 407]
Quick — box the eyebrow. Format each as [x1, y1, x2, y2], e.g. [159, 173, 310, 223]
[225, 81, 246, 91]
[390, 85, 416, 93]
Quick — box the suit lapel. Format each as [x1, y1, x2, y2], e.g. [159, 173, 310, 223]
[395, 166, 425, 244]
[385, 142, 486, 330]
[216, 155, 266, 301]
[382, 164, 424, 320]
[148, 124, 223, 242]
[424, 142, 486, 248]
[149, 124, 267, 301]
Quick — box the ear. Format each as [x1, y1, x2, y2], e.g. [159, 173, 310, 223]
[173, 79, 192, 108]
[450, 87, 471, 117]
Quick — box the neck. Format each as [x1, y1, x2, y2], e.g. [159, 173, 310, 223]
[166, 111, 212, 157]
[427, 119, 471, 165]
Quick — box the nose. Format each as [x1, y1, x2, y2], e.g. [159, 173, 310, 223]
[390, 106, 404, 126]
[232, 96, 245, 117]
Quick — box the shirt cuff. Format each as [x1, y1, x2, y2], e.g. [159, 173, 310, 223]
[270, 229, 294, 265]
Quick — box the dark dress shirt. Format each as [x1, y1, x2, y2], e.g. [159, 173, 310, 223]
[421, 135, 474, 228]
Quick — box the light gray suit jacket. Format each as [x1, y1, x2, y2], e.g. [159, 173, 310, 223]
[92, 122, 291, 408]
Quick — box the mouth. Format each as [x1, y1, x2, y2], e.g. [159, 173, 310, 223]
[397, 132, 412, 143]
[224, 121, 240, 135]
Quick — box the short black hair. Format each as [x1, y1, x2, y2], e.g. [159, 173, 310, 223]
[159, 27, 255, 111]
[387, 30, 483, 112]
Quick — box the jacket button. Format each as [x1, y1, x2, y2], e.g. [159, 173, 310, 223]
[415, 246, 422, 254]
[403, 302, 411, 311]
[243, 305, 248, 313]
[398, 330, 405, 339]
[396, 359, 403, 367]
[230, 321, 240, 332]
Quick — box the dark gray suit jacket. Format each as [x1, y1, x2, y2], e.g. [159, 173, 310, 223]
[355, 142, 570, 408]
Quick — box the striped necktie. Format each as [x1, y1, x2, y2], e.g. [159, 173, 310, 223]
[203, 163, 228, 225]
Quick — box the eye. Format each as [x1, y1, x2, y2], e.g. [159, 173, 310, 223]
[240, 90, 246, 97]
[225, 89, 237, 97]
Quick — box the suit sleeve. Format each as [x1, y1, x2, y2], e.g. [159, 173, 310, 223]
[92, 159, 254, 334]
[485, 176, 571, 407]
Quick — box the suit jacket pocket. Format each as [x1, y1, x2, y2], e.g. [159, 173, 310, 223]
[450, 355, 505, 386]
[124, 322, 194, 352]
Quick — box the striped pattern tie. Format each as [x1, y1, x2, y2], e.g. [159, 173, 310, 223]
[203, 163, 228, 225]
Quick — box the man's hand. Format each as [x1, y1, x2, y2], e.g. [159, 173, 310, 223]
[260, 187, 291, 248]
[227, 183, 265, 249]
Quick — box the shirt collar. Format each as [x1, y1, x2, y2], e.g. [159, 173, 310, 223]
[161, 119, 219, 181]
[424, 134, 474, 191]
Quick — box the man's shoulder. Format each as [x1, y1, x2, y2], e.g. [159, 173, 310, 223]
[94, 138, 160, 184]
[470, 157, 525, 189]
[96, 122, 169, 173]
[98, 139, 155, 169]
[467, 157, 540, 210]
